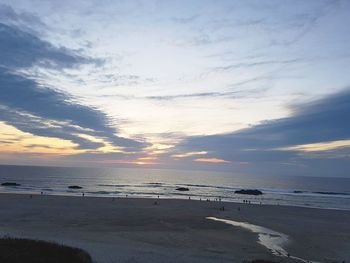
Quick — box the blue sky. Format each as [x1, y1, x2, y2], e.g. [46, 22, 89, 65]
[0, 0, 350, 177]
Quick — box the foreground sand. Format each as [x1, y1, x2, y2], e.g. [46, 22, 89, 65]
[0, 194, 349, 263]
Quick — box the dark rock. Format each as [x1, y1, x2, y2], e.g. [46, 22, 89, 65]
[176, 187, 189, 191]
[314, 191, 348, 195]
[293, 190, 303, 193]
[1, 182, 20, 186]
[68, 185, 83, 189]
[235, 189, 263, 195]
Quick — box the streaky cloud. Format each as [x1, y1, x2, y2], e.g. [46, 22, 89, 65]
[212, 59, 302, 72]
[0, 4, 46, 33]
[0, 22, 144, 150]
[174, 88, 350, 176]
[0, 23, 98, 69]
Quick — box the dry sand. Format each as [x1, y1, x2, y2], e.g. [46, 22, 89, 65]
[0, 193, 349, 263]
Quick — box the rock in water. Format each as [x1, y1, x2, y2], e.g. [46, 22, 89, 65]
[68, 185, 83, 189]
[1, 182, 20, 186]
[234, 189, 263, 195]
[176, 187, 189, 191]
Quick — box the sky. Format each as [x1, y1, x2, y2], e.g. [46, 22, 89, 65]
[0, 0, 350, 177]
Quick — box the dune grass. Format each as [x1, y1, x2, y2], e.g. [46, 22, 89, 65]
[0, 237, 93, 263]
[0, 237, 279, 263]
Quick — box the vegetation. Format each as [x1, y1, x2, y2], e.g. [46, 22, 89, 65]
[0, 237, 93, 263]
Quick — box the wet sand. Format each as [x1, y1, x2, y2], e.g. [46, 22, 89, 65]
[0, 193, 349, 263]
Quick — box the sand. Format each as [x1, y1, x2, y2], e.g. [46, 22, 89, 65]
[0, 193, 349, 263]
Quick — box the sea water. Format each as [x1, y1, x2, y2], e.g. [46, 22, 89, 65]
[0, 165, 349, 210]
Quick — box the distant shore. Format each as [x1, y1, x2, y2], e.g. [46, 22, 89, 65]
[0, 193, 349, 263]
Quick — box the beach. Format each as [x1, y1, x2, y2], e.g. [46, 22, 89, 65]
[0, 193, 349, 263]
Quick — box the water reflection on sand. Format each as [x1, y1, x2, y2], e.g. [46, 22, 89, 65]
[206, 217, 320, 263]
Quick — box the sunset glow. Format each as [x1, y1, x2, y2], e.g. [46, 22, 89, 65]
[194, 158, 230, 164]
[0, 0, 349, 176]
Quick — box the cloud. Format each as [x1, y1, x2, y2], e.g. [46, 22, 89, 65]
[174, 0, 341, 49]
[267, 0, 341, 46]
[277, 140, 350, 152]
[0, 4, 46, 32]
[174, 88, 350, 176]
[53, 151, 149, 167]
[0, 21, 144, 150]
[0, 22, 97, 69]
[96, 73, 155, 88]
[212, 59, 302, 72]
[144, 86, 267, 101]
[97, 85, 267, 101]
[194, 158, 230, 164]
[145, 92, 233, 100]
[170, 15, 199, 24]
[172, 151, 207, 158]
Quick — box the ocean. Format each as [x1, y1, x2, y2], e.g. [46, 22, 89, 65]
[0, 164, 349, 210]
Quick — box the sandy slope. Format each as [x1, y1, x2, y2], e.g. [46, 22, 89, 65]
[0, 193, 349, 263]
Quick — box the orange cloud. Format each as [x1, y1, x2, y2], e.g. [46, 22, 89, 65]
[277, 139, 350, 152]
[172, 151, 207, 158]
[99, 157, 159, 165]
[194, 158, 230, 163]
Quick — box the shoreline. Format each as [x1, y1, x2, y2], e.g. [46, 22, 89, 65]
[1, 190, 349, 212]
[0, 193, 349, 262]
